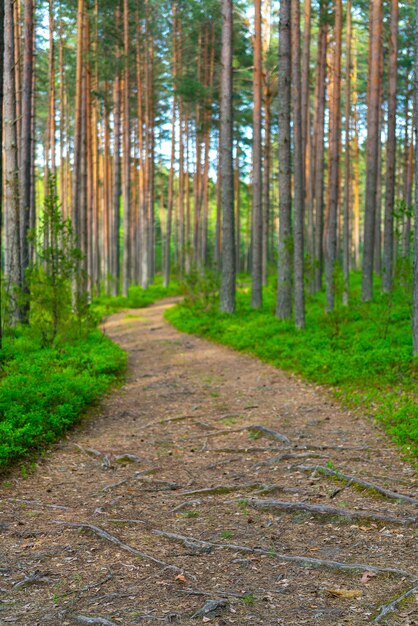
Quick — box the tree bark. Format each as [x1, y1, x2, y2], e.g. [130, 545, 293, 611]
[122, 0, 131, 296]
[291, 0, 305, 328]
[276, 0, 292, 319]
[413, 0, 418, 355]
[220, 0, 235, 314]
[251, 0, 263, 309]
[362, 0, 382, 301]
[20, 0, 35, 321]
[4, 0, 22, 324]
[343, 0, 351, 306]
[0, 0, 4, 344]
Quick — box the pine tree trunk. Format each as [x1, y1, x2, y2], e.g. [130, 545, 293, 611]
[352, 35, 360, 270]
[112, 57, 122, 296]
[20, 0, 35, 321]
[362, 0, 382, 301]
[0, 0, 4, 344]
[291, 0, 305, 327]
[276, 0, 292, 320]
[122, 0, 131, 296]
[4, 0, 22, 324]
[382, 0, 398, 292]
[343, 0, 351, 306]
[413, 0, 418, 355]
[251, 0, 263, 309]
[220, 0, 235, 314]
[313, 2, 328, 292]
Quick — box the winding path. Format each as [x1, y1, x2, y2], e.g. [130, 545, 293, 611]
[0, 299, 417, 625]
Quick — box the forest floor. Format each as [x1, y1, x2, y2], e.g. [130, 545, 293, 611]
[0, 298, 417, 626]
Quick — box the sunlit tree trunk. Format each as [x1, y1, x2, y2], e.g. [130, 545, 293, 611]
[413, 0, 418, 355]
[0, 0, 4, 344]
[122, 0, 131, 296]
[111, 9, 122, 296]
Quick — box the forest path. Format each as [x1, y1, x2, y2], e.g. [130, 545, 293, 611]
[0, 299, 417, 626]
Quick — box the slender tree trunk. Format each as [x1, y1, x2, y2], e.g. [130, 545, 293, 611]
[251, 0, 263, 309]
[352, 34, 360, 270]
[262, 90, 271, 285]
[291, 0, 305, 327]
[0, 0, 4, 344]
[112, 34, 122, 296]
[313, 2, 328, 292]
[362, 0, 382, 301]
[4, 0, 22, 324]
[235, 142, 241, 273]
[276, 0, 292, 319]
[20, 0, 35, 321]
[413, 0, 418, 355]
[374, 44, 384, 276]
[122, 0, 131, 296]
[220, 0, 235, 313]
[342, 0, 351, 306]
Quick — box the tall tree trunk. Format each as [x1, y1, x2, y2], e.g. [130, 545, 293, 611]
[251, 0, 263, 309]
[122, 0, 131, 296]
[220, 0, 235, 314]
[313, 1, 328, 292]
[301, 0, 311, 189]
[0, 0, 4, 344]
[235, 142, 241, 273]
[291, 0, 305, 327]
[342, 0, 351, 306]
[4, 0, 22, 324]
[413, 0, 418, 355]
[20, 0, 35, 321]
[352, 33, 360, 270]
[362, 0, 382, 302]
[112, 23, 122, 297]
[276, 0, 292, 319]
[325, 0, 342, 312]
[374, 44, 384, 276]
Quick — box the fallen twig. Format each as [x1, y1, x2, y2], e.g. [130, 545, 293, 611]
[374, 584, 418, 623]
[171, 500, 202, 513]
[54, 522, 180, 571]
[293, 465, 418, 506]
[13, 570, 52, 589]
[151, 529, 411, 576]
[247, 498, 417, 526]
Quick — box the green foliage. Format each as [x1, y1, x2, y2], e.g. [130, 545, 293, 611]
[28, 179, 87, 345]
[180, 268, 220, 310]
[0, 328, 126, 468]
[165, 273, 418, 460]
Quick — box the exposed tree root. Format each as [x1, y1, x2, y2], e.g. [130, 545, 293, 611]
[54, 522, 180, 571]
[181, 483, 265, 497]
[192, 599, 228, 618]
[151, 530, 412, 576]
[293, 465, 418, 506]
[171, 500, 202, 513]
[256, 452, 326, 467]
[143, 414, 198, 429]
[8, 498, 69, 511]
[205, 456, 243, 470]
[373, 584, 418, 623]
[248, 425, 291, 445]
[75, 616, 118, 626]
[247, 498, 417, 526]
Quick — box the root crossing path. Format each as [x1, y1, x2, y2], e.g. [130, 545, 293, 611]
[1, 299, 417, 626]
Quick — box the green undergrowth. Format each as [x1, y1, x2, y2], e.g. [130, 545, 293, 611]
[0, 327, 126, 469]
[0, 279, 180, 470]
[165, 274, 418, 461]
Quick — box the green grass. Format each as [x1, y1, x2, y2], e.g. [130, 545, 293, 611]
[165, 273, 418, 460]
[0, 279, 180, 470]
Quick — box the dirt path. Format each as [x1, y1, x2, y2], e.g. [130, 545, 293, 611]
[1, 299, 417, 626]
